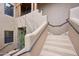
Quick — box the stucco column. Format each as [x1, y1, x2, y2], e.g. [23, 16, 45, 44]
[31, 3, 37, 11]
[31, 3, 34, 11]
[14, 4, 16, 18]
[14, 3, 21, 17]
[17, 4, 21, 17]
[34, 3, 37, 10]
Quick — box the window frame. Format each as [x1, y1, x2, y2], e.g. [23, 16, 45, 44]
[4, 3, 14, 17]
[4, 31, 14, 44]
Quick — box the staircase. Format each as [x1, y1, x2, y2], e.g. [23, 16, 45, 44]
[39, 6, 79, 56]
[40, 32, 77, 56]
[3, 6, 79, 56]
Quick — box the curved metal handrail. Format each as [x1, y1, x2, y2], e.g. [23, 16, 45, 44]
[48, 18, 69, 27]
[48, 18, 79, 34]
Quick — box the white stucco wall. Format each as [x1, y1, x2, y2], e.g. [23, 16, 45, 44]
[70, 6, 79, 19]
[0, 3, 4, 15]
[38, 3, 79, 34]
[0, 3, 18, 53]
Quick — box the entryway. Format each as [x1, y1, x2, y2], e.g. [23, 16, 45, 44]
[18, 27, 26, 49]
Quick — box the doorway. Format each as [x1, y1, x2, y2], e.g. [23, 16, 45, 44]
[21, 3, 31, 16]
[18, 27, 26, 49]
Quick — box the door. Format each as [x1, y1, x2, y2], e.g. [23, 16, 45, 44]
[18, 28, 26, 49]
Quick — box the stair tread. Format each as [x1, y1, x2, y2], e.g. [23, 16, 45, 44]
[40, 32, 77, 56]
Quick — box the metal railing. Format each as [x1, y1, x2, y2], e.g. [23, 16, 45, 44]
[48, 18, 79, 34]
[48, 18, 69, 27]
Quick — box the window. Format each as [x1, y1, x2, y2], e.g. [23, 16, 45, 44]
[21, 3, 31, 16]
[4, 31, 13, 43]
[4, 3, 14, 17]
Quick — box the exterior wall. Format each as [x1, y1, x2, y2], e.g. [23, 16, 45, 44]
[70, 6, 79, 19]
[0, 3, 18, 53]
[0, 3, 4, 15]
[38, 3, 79, 34]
